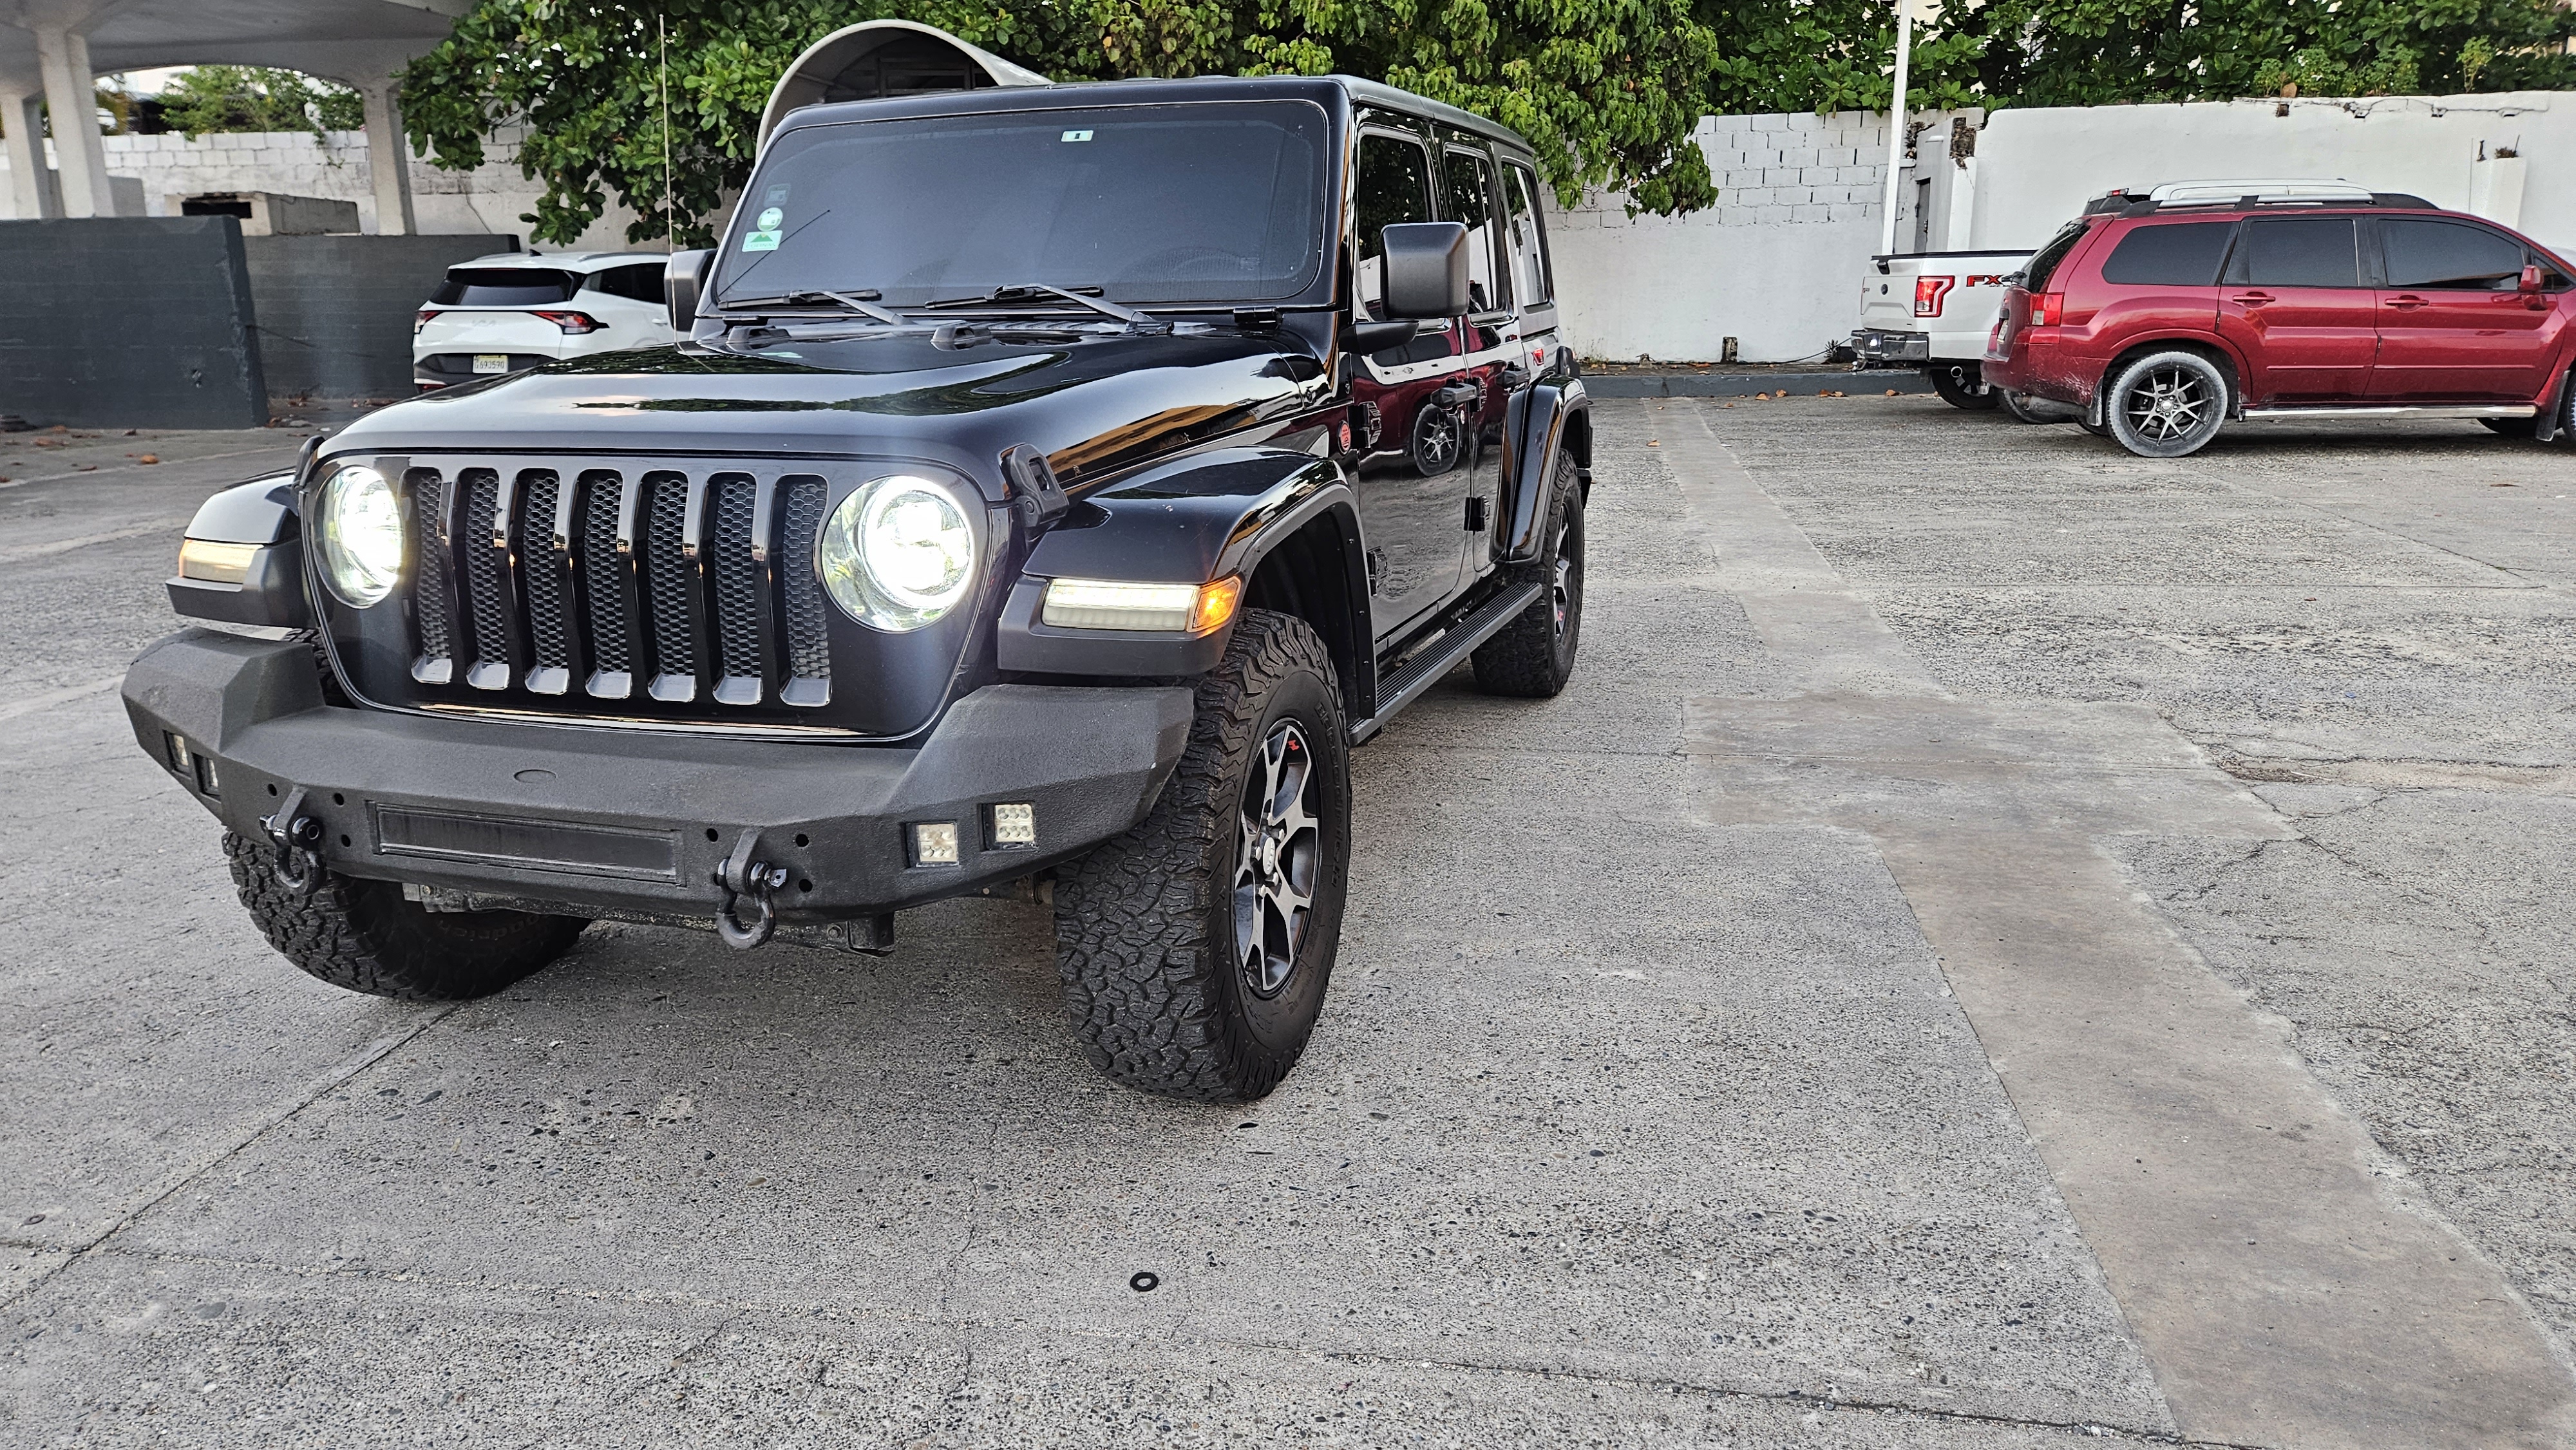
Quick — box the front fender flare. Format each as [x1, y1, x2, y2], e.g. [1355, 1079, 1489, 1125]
[996, 447, 1368, 684]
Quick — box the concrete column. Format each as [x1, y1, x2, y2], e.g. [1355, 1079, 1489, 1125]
[1, 86, 61, 220]
[358, 77, 414, 235]
[33, 24, 108, 217]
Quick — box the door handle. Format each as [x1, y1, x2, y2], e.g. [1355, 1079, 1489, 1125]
[2230, 291, 2274, 306]
[2385, 294, 2430, 310]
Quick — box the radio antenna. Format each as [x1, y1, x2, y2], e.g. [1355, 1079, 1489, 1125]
[660, 10, 674, 252]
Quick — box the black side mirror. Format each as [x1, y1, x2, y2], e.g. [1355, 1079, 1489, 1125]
[665, 249, 714, 331]
[1381, 222, 1470, 319]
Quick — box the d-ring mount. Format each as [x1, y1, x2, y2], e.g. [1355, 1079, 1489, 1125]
[261, 784, 326, 897]
[713, 828, 789, 950]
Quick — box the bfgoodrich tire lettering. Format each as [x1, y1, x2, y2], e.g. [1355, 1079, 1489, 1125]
[2105, 349, 2228, 458]
[223, 833, 588, 1000]
[1052, 609, 1350, 1102]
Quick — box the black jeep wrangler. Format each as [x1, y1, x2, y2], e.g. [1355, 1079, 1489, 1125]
[123, 74, 1593, 1102]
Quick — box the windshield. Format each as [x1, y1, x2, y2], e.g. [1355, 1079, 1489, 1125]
[715, 101, 1329, 310]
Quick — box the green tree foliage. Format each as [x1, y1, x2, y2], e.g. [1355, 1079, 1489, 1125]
[159, 66, 367, 139]
[399, 0, 1719, 247]
[1703, 0, 2576, 115]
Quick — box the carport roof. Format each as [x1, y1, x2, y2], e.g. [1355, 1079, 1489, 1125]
[2, 0, 472, 86]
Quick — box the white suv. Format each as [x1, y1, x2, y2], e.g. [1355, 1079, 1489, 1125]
[413, 251, 684, 390]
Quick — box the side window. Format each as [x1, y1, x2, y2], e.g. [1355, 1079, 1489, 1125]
[2382, 219, 2528, 291]
[1502, 162, 1553, 308]
[1354, 131, 1432, 320]
[2237, 217, 2359, 288]
[2098, 221, 2235, 286]
[1441, 143, 1506, 314]
[583, 263, 668, 304]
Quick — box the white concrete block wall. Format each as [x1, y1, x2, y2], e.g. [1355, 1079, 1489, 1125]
[0, 124, 645, 249]
[1971, 91, 2574, 250]
[1548, 110, 1908, 362]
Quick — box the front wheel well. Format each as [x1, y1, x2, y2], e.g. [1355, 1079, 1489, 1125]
[1244, 510, 1368, 720]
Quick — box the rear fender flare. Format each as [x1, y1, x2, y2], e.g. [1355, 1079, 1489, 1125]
[1500, 372, 1588, 563]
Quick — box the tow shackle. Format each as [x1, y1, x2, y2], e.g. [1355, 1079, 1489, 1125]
[713, 829, 789, 950]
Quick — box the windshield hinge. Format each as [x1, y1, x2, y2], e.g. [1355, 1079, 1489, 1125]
[1002, 444, 1068, 532]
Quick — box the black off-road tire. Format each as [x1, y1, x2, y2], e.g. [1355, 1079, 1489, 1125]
[1052, 610, 1350, 1102]
[1930, 363, 2000, 410]
[2104, 349, 2229, 458]
[223, 833, 589, 1001]
[1470, 449, 1584, 697]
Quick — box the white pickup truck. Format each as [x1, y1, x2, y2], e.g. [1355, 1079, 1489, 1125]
[1848, 249, 2032, 409]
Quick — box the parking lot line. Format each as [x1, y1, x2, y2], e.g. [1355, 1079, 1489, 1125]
[1664, 400, 2576, 1449]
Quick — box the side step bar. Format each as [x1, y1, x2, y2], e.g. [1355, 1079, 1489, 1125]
[2242, 403, 2536, 420]
[1349, 578, 1544, 745]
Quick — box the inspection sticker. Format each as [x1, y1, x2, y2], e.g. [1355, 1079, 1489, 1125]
[741, 229, 781, 252]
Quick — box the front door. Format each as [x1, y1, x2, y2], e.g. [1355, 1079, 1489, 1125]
[2217, 216, 2376, 402]
[1349, 124, 1475, 643]
[2371, 216, 2564, 400]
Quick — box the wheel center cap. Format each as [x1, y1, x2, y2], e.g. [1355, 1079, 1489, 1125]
[1261, 833, 1282, 876]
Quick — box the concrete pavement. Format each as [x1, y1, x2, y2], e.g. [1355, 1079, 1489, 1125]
[1, 397, 2571, 1445]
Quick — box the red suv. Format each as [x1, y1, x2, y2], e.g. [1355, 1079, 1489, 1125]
[1984, 180, 2576, 457]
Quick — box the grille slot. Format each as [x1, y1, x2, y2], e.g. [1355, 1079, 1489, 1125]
[520, 471, 571, 693]
[371, 460, 840, 719]
[578, 471, 632, 696]
[458, 469, 511, 690]
[710, 476, 763, 704]
[779, 478, 831, 706]
[641, 472, 698, 701]
[408, 472, 455, 684]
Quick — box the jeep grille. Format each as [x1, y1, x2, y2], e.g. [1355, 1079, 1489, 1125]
[399, 463, 833, 715]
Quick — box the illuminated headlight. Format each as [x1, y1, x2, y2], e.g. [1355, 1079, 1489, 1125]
[1042, 576, 1242, 634]
[315, 464, 404, 608]
[819, 475, 978, 632]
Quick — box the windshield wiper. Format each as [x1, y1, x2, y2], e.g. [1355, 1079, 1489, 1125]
[723, 289, 907, 325]
[921, 283, 1153, 326]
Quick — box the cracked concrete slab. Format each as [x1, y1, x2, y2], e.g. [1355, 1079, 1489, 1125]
[1669, 400, 2576, 1447]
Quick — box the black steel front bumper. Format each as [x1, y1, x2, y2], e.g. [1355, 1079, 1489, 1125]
[122, 632, 1193, 934]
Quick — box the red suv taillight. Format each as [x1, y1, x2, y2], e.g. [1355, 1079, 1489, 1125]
[531, 310, 607, 335]
[415, 308, 439, 334]
[1913, 276, 1956, 317]
[2029, 293, 2064, 327]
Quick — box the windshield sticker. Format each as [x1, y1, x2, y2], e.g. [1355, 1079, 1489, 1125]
[1061, 129, 1094, 142]
[763, 183, 790, 207]
[756, 207, 784, 230]
[741, 227, 781, 252]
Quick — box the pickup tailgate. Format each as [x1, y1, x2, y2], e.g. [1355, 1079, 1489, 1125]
[1859, 252, 2032, 359]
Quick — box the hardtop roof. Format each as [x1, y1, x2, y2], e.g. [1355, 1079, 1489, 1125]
[766, 72, 1536, 158]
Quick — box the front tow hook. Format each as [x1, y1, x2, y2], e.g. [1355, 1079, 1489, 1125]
[712, 829, 788, 950]
[262, 784, 326, 896]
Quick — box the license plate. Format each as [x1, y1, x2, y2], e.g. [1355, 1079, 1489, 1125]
[472, 353, 508, 374]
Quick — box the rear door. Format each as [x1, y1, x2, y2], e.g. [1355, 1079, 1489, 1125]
[2217, 216, 2376, 402]
[2371, 216, 2562, 400]
[1438, 135, 1515, 600]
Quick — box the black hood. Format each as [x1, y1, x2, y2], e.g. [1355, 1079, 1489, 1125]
[332, 328, 1328, 494]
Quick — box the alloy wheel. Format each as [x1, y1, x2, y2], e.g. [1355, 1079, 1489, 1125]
[2125, 366, 2210, 442]
[1235, 720, 1321, 999]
